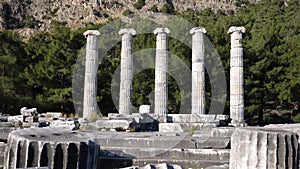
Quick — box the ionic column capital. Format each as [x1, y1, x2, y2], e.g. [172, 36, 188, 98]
[154, 28, 170, 35]
[119, 28, 136, 36]
[190, 27, 207, 35]
[83, 30, 101, 38]
[227, 26, 246, 34]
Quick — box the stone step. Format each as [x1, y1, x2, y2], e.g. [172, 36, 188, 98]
[99, 157, 228, 169]
[205, 164, 229, 169]
[167, 114, 228, 123]
[99, 156, 133, 169]
[210, 127, 235, 138]
[192, 129, 212, 140]
[94, 132, 196, 149]
[94, 131, 231, 149]
[100, 147, 230, 161]
[194, 137, 231, 149]
[120, 163, 183, 169]
[159, 123, 217, 132]
[132, 158, 228, 169]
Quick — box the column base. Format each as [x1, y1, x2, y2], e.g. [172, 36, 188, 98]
[229, 120, 247, 127]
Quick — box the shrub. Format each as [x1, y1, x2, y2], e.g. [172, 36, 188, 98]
[24, 15, 39, 28]
[133, 0, 145, 10]
[150, 5, 158, 12]
[93, 9, 102, 17]
[50, 7, 59, 16]
[161, 4, 174, 14]
[122, 9, 133, 16]
[234, 0, 250, 7]
[103, 13, 110, 18]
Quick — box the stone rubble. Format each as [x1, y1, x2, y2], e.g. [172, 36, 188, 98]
[120, 163, 183, 169]
[20, 107, 38, 117]
[139, 105, 151, 114]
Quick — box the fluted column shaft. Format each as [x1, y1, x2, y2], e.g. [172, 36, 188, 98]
[230, 128, 299, 169]
[154, 28, 170, 115]
[4, 128, 99, 169]
[228, 26, 245, 126]
[83, 30, 100, 119]
[190, 27, 207, 114]
[118, 29, 136, 115]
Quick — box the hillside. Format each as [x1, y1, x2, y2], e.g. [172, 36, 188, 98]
[0, 0, 256, 37]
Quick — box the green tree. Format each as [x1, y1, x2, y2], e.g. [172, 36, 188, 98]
[23, 21, 86, 114]
[0, 31, 27, 114]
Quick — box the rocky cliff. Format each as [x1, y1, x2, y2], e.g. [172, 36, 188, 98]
[0, 0, 257, 37]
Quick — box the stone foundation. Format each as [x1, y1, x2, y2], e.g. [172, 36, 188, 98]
[4, 127, 99, 169]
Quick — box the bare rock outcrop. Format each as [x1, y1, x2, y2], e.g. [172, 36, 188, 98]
[0, 0, 247, 37]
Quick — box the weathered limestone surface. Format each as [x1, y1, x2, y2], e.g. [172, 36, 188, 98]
[4, 127, 99, 169]
[159, 114, 228, 133]
[0, 142, 6, 168]
[190, 27, 207, 115]
[139, 105, 151, 114]
[108, 113, 167, 123]
[265, 123, 300, 133]
[95, 131, 196, 149]
[230, 127, 299, 169]
[159, 123, 217, 133]
[45, 112, 62, 119]
[83, 30, 100, 119]
[121, 163, 183, 169]
[7, 115, 23, 123]
[228, 26, 245, 126]
[119, 28, 136, 115]
[205, 164, 229, 169]
[96, 113, 161, 131]
[96, 119, 133, 130]
[20, 107, 38, 117]
[168, 114, 228, 123]
[104, 146, 229, 161]
[211, 127, 235, 138]
[154, 28, 170, 115]
[96, 130, 230, 168]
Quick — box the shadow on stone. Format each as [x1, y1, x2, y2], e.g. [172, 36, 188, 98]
[99, 150, 134, 169]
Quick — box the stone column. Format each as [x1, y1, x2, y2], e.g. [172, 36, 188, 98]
[228, 26, 245, 126]
[230, 127, 299, 169]
[118, 28, 136, 115]
[83, 30, 100, 119]
[154, 28, 170, 115]
[190, 27, 207, 114]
